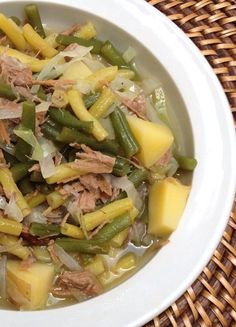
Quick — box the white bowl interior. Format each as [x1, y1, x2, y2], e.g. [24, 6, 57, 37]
[0, 1, 235, 327]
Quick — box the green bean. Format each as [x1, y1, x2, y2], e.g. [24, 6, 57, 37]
[41, 121, 61, 141]
[25, 4, 46, 38]
[48, 108, 93, 133]
[113, 157, 130, 177]
[29, 222, 60, 237]
[83, 91, 101, 109]
[101, 41, 129, 69]
[30, 171, 44, 182]
[37, 86, 47, 101]
[56, 34, 103, 54]
[128, 168, 148, 187]
[3, 151, 18, 166]
[94, 213, 132, 242]
[175, 155, 197, 171]
[46, 191, 65, 209]
[18, 177, 34, 195]
[0, 82, 16, 101]
[10, 162, 33, 182]
[58, 127, 120, 155]
[55, 238, 109, 254]
[110, 107, 139, 158]
[9, 16, 21, 26]
[15, 101, 36, 162]
[117, 168, 148, 200]
[27, 192, 46, 209]
[39, 183, 54, 195]
[0, 142, 15, 156]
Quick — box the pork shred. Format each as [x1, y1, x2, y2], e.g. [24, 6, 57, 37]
[0, 54, 32, 86]
[156, 148, 172, 166]
[71, 144, 115, 174]
[61, 24, 80, 36]
[122, 94, 147, 120]
[0, 120, 10, 144]
[52, 270, 102, 298]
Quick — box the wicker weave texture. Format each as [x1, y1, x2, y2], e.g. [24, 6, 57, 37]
[144, 1, 236, 326]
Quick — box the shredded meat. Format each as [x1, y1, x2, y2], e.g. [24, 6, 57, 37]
[0, 98, 20, 110]
[61, 24, 80, 36]
[48, 241, 59, 263]
[60, 182, 84, 197]
[122, 94, 147, 119]
[28, 163, 40, 173]
[79, 190, 97, 213]
[79, 173, 112, 196]
[14, 86, 40, 102]
[0, 54, 32, 86]
[32, 79, 76, 87]
[52, 270, 102, 298]
[71, 145, 115, 174]
[19, 256, 36, 270]
[0, 120, 10, 144]
[156, 148, 172, 166]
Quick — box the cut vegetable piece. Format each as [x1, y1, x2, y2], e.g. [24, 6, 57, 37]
[22, 24, 58, 58]
[7, 261, 55, 310]
[75, 22, 97, 40]
[126, 115, 174, 168]
[61, 61, 92, 81]
[61, 223, 84, 240]
[85, 255, 105, 276]
[148, 177, 190, 237]
[0, 235, 30, 260]
[87, 66, 118, 89]
[67, 89, 108, 141]
[0, 13, 26, 50]
[46, 163, 83, 184]
[0, 217, 22, 236]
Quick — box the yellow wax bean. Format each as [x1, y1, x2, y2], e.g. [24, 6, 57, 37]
[68, 89, 108, 141]
[0, 14, 26, 50]
[87, 66, 118, 90]
[89, 87, 115, 119]
[0, 217, 22, 236]
[0, 168, 31, 218]
[0, 235, 30, 260]
[60, 223, 84, 240]
[0, 46, 49, 72]
[46, 163, 83, 184]
[46, 191, 65, 209]
[83, 198, 134, 231]
[23, 24, 58, 58]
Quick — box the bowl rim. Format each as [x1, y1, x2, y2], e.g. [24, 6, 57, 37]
[0, 0, 236, 326]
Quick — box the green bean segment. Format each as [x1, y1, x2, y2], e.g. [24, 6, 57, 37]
[48, 108, 93, 133]
[56, 34, 103, 54]
[25, 4, 46, 38]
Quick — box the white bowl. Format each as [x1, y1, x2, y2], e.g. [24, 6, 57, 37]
[1, 0, 236, 326]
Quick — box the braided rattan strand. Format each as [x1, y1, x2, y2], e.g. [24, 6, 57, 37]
[144, 1, 236, 326]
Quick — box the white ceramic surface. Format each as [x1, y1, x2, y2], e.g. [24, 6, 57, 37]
[0, 0, 236, 326]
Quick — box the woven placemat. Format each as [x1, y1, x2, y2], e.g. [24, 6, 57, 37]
[144, 1, 236, 326]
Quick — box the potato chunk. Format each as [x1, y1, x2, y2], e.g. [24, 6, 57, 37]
[126, 115, 174, 168]
[148, 177, 190, 237]
[7, 260, 55, 310]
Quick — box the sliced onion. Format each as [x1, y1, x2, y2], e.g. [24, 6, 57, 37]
[39, 137, 57, 157]
[111, 176, 142, 210]
[99, 117, 115, 139]
[0, 255, 7, 299]
[129, 220, 146, 246]
[0, 196, 7, 210]
[39, 154, 55, 179]
[23, 205, 47, 226]
[82, 57, 105, 72]
[111, 76, 141, 94]
[31, 45, 93, 93]
[4, 194, 23, 222]
[74, 79, 93, 94]
[0, 101, 50, 120]
[54, 244, 83, 271]
[141, 78, 161, 94]
[122, 46, 136, 63]
[145, 98, 163, 124]
[14, 129, 44, 161]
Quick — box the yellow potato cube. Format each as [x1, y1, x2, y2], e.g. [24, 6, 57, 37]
[7, 261, 55, 310]
[126, 115, 174, 168]
[148, 177, 190, 237]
